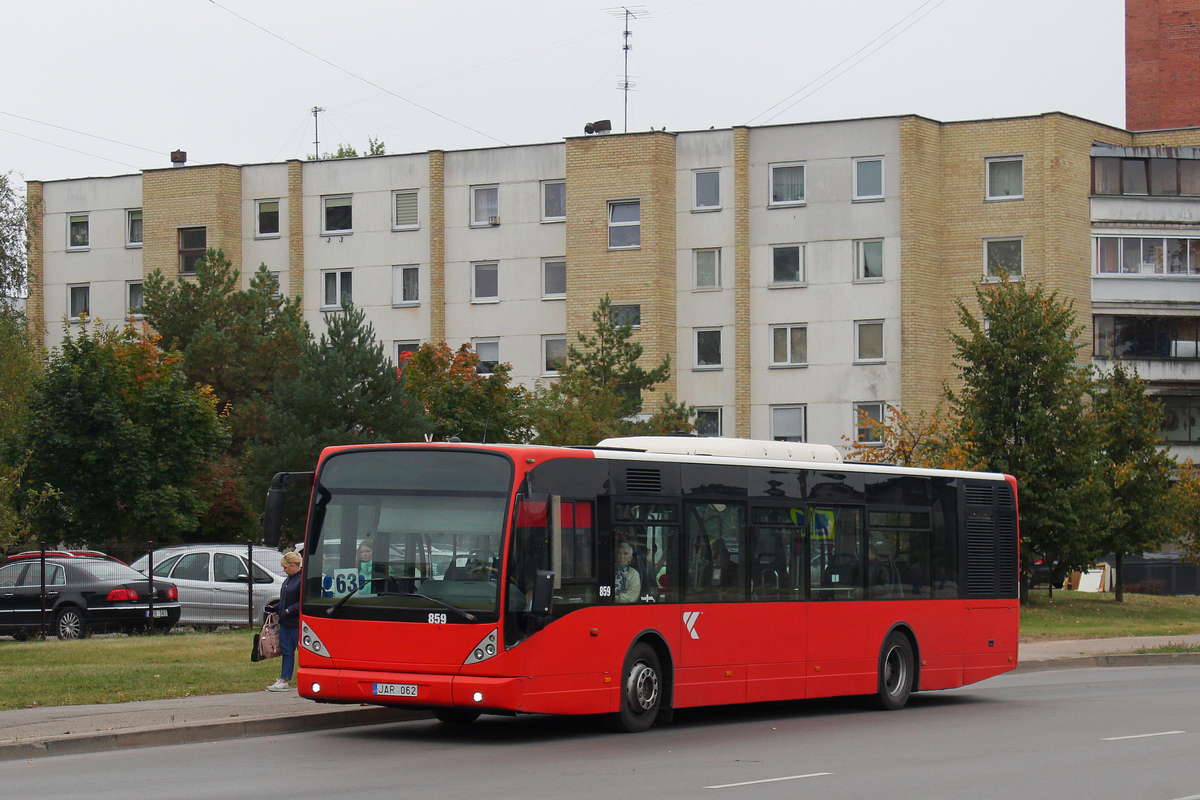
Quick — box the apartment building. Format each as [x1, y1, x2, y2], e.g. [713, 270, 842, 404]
[26, 111, 1200, 455]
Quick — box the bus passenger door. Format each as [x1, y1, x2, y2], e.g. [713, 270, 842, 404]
[675, 501, 749, 708]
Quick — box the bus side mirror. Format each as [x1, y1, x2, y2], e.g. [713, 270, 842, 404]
[531, 570, 554, 614]
[262, 471, 315, 547]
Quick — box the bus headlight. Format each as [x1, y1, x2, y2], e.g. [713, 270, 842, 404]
[301, 621, 331, 658]
[463, 629, 499, 665]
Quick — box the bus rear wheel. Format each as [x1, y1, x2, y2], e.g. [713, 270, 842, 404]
[874, 631, 914, 710]
[433, 708, 481, 725]
[612, 642, 663, 733]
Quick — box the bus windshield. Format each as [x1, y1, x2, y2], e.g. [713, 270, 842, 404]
[302, 448, 514, 620]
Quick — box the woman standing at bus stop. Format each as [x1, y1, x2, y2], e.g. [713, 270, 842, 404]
[266, 551, 303, 692]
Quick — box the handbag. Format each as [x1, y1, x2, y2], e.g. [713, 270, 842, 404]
[252, 612, 281, 662]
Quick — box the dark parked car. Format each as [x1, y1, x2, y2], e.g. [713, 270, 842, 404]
[0, 555, 181, 640]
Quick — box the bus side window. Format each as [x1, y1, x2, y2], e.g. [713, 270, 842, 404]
[812, 507, 864, 601]
[749, 506, 805, 602]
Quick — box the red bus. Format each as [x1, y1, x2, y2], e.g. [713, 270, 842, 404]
[263, 436, 1019, 732]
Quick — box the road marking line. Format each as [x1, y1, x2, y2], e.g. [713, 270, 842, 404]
[704, 772, 832, 789]
[1102, 731, 1186, 741]
[1169, 794, 1200, 800]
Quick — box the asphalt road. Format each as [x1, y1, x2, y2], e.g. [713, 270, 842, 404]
[4, 665, 1199, 800]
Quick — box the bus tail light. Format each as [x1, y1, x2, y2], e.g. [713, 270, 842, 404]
[301, 621, 331, 658]
[464, 629, 499, 665]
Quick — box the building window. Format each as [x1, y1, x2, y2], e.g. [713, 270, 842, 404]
[256, 199, 280, 237]
[127, 282, 144, 317]
[855, 401, 885, 444]
[268, 271, 283, 298]
[395, 340, 420, 368]
[68, 214, 89, 250]
[542, 181, 565, 221]
[471, 185, 499, 226]
[695, 328, 722, 369]
[1095, 315, 1200, 359]
[694, 169, 720, 210]
[322, 195, 352, 234]
[1095, 236, 1200, 275]
[1094, 156, 1200, 197]
[608, 200, 640, 249]
[393, 190, 418, 230]
[610, 303, 641, 329]
[855, 320, 884, 363]
[542, 258, 566, 298]
[986, 157, 1024, 200]
[771, 405, 806, 442]
[543, 335, 567, 374]
[472, 262, 499, 302]
[178, 227, 207, 274]
[856, 239, 884, 281]
[392, 265, 419, 306]
[695, 407, 722, 437]
[771, 244, 804, 285]
[1161, 396, 1200, 443]
[473, 338, 500, 375]
[771, 324, 807, 366]
[694, 248, 721, 289]
[68, 284, 90, 319]
[853, 157, 884, 201]
[769, 162, 805, 206]
[126, 209, 143, 247]
[322, 269, 353, 310]
[985, 238, 1023, 279]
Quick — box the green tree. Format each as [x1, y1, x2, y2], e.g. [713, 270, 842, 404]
[142, 249, 308, 451]
[0, 311, 44, 550]
[402, 341, 530, 443]
[0, 171, 30, 311]
[1093, 364, 1177, 601]
[561, 295, 671, 419]
[19, 322, 227, 547]
[248, 303, 427, 494]
[948, 280, 1107, 601]
[310, 138, 386, 160]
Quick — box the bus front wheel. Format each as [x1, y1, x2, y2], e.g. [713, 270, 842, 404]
[613, 642, 663, 733]
[874, 631, 914, 710]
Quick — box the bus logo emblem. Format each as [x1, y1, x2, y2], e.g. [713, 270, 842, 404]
[683, 611, 701, 639]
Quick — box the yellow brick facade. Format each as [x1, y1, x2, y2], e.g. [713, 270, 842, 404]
[732, 127, 751, 436]
[429, 150, 446, 342]
[287, 160, 304, 301]
[142, 164, 243, 280]
[564, 132, 678, 406]
[24, 181, 44, 342]
[899, 113, 1122, 417]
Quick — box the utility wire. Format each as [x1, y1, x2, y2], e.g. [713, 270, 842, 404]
[0, 126, 141, 170]
[0, 109, 163, 156]
[207, 0, 508, 146]
[747, 0, 948, 126]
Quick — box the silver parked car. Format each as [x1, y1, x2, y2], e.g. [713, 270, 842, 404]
[130, 545, 285, 626]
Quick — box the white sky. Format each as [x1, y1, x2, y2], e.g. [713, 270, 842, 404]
[1, 0, 1126, 183]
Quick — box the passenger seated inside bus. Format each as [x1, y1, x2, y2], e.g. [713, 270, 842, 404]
[614, 541, 641, 603]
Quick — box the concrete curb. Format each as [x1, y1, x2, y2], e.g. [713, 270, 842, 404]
[0, 707, 429, 762]
[1016, 651, 1200, 673]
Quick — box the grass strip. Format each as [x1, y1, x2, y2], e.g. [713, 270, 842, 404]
[1020, 592, 1200, 640]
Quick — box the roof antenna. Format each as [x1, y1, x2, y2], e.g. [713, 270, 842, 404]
[605, 6, 648, 133]
[312, 107, 324, 160]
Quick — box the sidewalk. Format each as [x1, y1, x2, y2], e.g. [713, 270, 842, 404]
[2, 635, 1198, 761]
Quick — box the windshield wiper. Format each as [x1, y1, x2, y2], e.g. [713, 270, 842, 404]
[377, 590, 477, 621]
[325, 589, 477, 621]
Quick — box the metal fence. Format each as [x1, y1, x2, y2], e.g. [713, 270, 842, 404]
[1122, 560, 1200, 595]
[3, 541, 273, 640]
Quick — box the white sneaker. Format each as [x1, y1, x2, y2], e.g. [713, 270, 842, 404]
[266, 679, 290, 692]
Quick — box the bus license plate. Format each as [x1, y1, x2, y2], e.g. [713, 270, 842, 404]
[374, 683, 418, 697]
